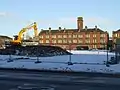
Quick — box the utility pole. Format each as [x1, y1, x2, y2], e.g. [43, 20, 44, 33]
[35, 48, 41, 63]
[106, 42, 109, 67]
[69, 43, 71, 62]
[7, 54, 13, 62]
[67, 31, 73, 65]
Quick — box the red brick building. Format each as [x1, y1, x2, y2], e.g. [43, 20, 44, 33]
[38, 17, 109, 50]
[112, 30, 120, 43]
[112, 30, 120, 49]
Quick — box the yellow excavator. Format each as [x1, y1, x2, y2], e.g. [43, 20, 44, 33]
[11, 22, 38, 46]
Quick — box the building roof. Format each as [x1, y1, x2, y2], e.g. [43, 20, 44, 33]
[0, 35, 12, 40]
[113, 29, 120, 33]
[39, 28, 108, 35]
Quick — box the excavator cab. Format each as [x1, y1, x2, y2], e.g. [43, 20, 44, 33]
[13, 35, 18, 40]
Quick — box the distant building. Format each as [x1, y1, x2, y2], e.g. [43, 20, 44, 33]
[39, 17, 109, 50]
[112, 30, 120, 61]
[0, 35, 12, 49]
[112, 30, 120, 44]
[112, 30, 120, 50]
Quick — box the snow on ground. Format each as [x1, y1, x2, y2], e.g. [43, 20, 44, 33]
[0, 50, 119, 74]
[0, 54, 114, 64]
[68, 50, 115, 55]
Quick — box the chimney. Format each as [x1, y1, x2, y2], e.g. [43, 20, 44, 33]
[49, 27, 51, 32]
[95, 25, 97, 30]
[49, 27, 51, 30]
[59, 27, 61, 31]
[85, 26, 87, 30]
[77, 17, 83, 31]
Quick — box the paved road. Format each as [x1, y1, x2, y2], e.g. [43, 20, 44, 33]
[0, 70, 120, 90]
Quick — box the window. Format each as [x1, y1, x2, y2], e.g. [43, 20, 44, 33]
[46, 40, 49, 43]
[85, 39, 90, 43]
[68, 35, 72, 38]
[100, 39, 105, 43]
[114, 39, 116, 43]
[68, 40, 72, 43]
[118, 34, 120, 37]
[114, 34, 117, 37]
[39, 40, 43, 43]
[58, 35, 62, 38]
[40, 35, 43, 38]
[52, 40, 56, 43]
[46, 35, 49, 38]
[63, 35, 67, 38]
[63, 40, 67, 43]
[73, 35, 77, 38]
[93, 45, 97, 48]
[114, 33, 118, 37]
[86, 34, 90, 38]
[73, 39, 77, 43]
[100, 34, 105, 37]
[78, 35, 83, 38]
[78, 40, 83, 43]
[93, 39, 97, 43]
[93, 34, 96, 37]
[100, 45, 104, 48]
[58, 40, 62, 43]
[52, 35, 56, 38]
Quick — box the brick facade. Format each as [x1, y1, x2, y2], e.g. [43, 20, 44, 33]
[38, 17, 109, 50]
[113, 30, 120, 43]
[112, 30, 120, 49]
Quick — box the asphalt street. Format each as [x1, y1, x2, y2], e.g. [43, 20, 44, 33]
[0, 70, 120, 90]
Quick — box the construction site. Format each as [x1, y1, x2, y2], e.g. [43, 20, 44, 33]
[0, 22, 71, 57]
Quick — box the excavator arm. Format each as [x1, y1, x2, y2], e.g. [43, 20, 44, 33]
[33, 22, 38, 37]
[11, 22, 38, 45]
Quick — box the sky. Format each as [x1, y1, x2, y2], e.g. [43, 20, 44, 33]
[0, 0, 120, 37]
